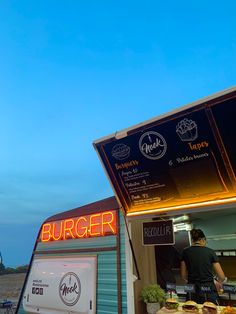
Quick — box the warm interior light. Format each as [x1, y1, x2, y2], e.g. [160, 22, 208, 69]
[126, 197, 236, 217]
[174, 222, 192, 232]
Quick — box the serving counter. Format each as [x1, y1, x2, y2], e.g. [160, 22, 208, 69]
[157, 303, 236, 314]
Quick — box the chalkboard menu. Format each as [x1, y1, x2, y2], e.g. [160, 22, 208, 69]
[94, 88, 236, 216]
[200, 285, 213, 293]
[142, 220, 174, 245]
[184, 284, 195, 293]
[166, 283, 177, 292]
[222, 284, 236, 294]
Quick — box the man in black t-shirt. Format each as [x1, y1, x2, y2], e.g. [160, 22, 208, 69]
[180, 229, 226, 304]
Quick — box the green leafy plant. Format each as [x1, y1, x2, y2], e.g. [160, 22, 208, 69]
[140, 284, 165, 304]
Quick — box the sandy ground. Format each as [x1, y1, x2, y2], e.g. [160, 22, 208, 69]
[0, 273, 26, 313]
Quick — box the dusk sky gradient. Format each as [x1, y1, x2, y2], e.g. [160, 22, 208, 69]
[0, 0, 235, 267]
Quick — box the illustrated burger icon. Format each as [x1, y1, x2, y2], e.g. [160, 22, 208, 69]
[182, 300, 199, 313]
[202, 302, 218, 314]
[165, 298, 179, 311]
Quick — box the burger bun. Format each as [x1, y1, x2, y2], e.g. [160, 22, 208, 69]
[203, 302, 217, 309]
[182, 301, 198, 313]
[165, 298, 179, 312]
[202, 302, 217, 314]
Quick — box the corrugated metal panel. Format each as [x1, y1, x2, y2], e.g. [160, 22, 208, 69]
[36, 234, 117, 252]
[17, 303, 24, 314]
[120, 212, 128, 314]
[96, 211, 128, 314]
[97, 250, 118, 313]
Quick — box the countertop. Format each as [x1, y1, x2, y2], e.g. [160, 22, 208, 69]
[157, 303, 236, 314]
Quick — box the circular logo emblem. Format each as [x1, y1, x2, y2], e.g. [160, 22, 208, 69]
[111, 143, 130, 160]
[59, 272, 81, 306]
[139, 131, 167, 160]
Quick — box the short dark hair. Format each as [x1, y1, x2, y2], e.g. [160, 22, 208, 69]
[190, 228, 206, 242]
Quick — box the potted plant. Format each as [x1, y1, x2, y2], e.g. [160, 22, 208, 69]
[141, 284, 165, 314]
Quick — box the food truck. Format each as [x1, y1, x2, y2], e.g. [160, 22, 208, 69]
[16, 196, 134, 314]
[17, 86, 236, 314]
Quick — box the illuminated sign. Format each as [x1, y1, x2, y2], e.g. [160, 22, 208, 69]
[40, 210, 117, 242]
[94, 89, 236, 217]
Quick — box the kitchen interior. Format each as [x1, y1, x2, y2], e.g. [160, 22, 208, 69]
[130, 205, 236, 313]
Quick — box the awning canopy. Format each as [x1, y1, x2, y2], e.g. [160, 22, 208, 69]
[93, 87, 236, 218]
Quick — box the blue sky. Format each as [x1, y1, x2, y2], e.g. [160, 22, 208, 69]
[0, 0, 235, 267]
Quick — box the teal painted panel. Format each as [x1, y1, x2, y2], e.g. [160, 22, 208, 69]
[36, 234, 117, 252]
[98, 254, 117, 263]
[17, 303, 24, 314]
[96, 250, 118, 313]
[95, 211, 128, 314]
[119, 212, 128, 314]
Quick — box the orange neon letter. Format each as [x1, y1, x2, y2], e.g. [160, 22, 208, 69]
[52, 221, 63, 241]
[75, 217, 88, 238]
[90, 213, 101, 236]
[63, 219, 75, 239]
[41, 223, 52, 242]
[102, 211, 116, 235]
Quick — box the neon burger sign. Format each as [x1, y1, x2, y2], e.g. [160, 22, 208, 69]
[40, 210, 117, 242]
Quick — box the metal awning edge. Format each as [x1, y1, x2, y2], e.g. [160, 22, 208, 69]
[93, 86, 236, 145]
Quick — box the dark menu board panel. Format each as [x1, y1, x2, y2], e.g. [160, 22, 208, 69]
[95, 90, 236, 216]
[142, 220, 174, 245]
[211, 98, 236, 177]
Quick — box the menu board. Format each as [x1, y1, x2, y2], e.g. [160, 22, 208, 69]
[94, 90, 236, 216]
[210, 97, 236, 177]
[142, 220, 174, 245]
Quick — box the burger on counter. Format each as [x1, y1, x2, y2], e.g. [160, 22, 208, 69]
[182, 301, 199, 313]
[165, 298, 179, 311]
[202, 302, 217, 314]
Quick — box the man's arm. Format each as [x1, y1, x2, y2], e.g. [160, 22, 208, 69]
[213, 262, 227, 283]
[180, 260, 188, 282]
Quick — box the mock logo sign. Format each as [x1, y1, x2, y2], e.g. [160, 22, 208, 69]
[176, 118, 198, 141]
[111, 143, 131, 160]
[139, 131, 167, 160]
[59, 272, 81, 306]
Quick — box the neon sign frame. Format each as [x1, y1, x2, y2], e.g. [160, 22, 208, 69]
[40, 210, 117, 242]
